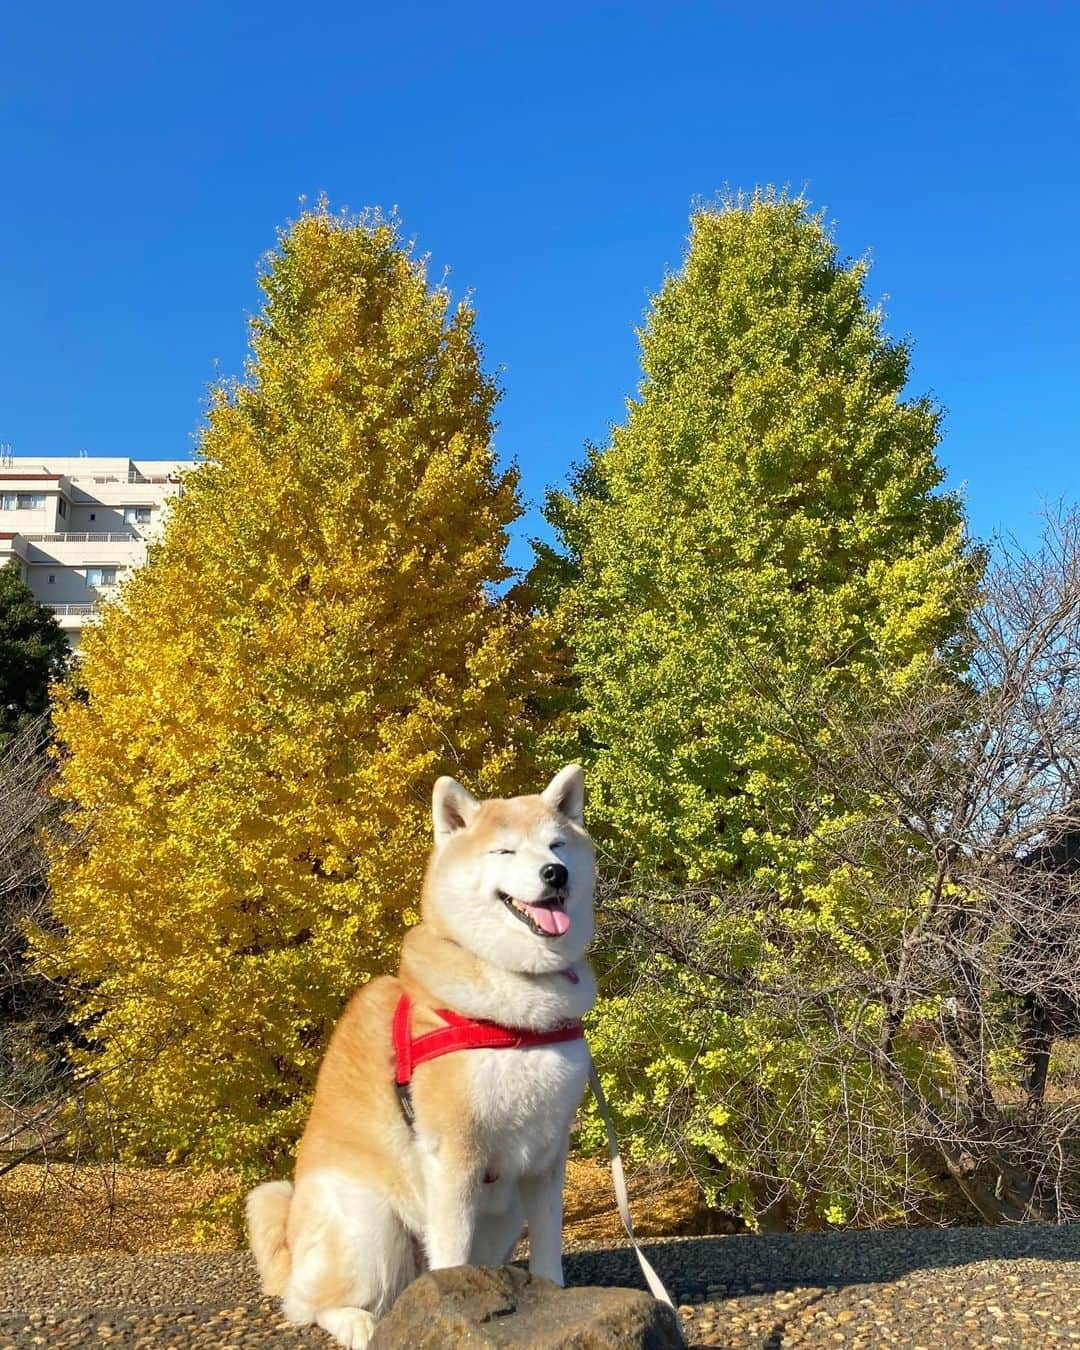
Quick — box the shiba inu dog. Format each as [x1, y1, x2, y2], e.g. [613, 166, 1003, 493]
[246, 765, 596, 1348]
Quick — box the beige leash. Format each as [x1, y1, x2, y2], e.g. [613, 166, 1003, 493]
[587, 1055, 687, 1343]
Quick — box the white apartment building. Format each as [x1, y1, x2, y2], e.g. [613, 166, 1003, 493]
[0, 454, 188, 650]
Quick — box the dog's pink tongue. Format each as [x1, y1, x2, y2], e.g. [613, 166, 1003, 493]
[522, 903, 571, 936]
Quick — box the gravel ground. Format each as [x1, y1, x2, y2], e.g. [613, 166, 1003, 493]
[0, 1226, 1078, 1347]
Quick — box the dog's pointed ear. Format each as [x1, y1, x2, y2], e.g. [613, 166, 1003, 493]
[432, 776, 481, 844]
[541, 764, 585, 825]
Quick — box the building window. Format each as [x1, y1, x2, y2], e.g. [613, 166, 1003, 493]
[89, 512, 96, 521]
[48, 574, 55, 584]
[86, 567, 117, 588]
[57, 497, 67, 517]
[10, 493, 46, 509]
[123, 505, 152, 526]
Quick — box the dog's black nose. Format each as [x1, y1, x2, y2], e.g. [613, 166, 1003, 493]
[540, 862, 568, 889]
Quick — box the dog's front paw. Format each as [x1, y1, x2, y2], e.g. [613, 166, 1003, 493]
[528, 1260, 565, 1287]
[316, 1306, 377, 1349]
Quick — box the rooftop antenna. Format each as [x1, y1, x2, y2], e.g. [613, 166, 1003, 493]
[0, 443, 12, 468]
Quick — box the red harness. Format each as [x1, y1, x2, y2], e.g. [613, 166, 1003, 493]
[393, 993, 584, 1094]
[391, 988, 585, 1146]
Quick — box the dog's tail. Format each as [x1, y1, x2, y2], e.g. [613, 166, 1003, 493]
[246, 1180, 293, 1296]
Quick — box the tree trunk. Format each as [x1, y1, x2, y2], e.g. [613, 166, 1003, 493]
[1021, 997, 1053, 1116]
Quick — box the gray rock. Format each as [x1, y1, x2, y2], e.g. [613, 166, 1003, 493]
[369, 1264, 683, 1348]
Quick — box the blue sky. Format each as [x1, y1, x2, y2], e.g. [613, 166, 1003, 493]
[2, 2, 1077, 571]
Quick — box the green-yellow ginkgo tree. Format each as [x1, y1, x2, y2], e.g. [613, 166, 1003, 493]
[538, 190, 982, 1226]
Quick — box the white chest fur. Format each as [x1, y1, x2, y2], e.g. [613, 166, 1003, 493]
[466, 1039, 590, 1181]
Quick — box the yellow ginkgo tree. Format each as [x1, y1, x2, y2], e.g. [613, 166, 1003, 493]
[38, 206, 545, 1183]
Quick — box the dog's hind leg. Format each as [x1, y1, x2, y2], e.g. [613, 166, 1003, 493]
[282, 1170, 414, 1349]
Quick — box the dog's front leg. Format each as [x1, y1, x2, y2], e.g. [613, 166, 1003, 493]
[520, 1149, 568, 1286]
[422, 1156, 480, 1269]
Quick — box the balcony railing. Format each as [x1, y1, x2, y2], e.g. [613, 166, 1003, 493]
[47, 603, 98, 618]
[68, 472, 182, 485]
[19, 531, 142, 544]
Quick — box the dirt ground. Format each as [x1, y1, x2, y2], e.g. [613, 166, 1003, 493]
[0, 1155, 703, 1258]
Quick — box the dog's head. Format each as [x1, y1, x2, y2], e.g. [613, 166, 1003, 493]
[421, 765, 596, 973]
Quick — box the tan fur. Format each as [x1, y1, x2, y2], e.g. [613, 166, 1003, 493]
[295, 971, 484, 1177]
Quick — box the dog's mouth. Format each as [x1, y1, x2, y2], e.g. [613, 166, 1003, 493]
[497, 891, 571, 938]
